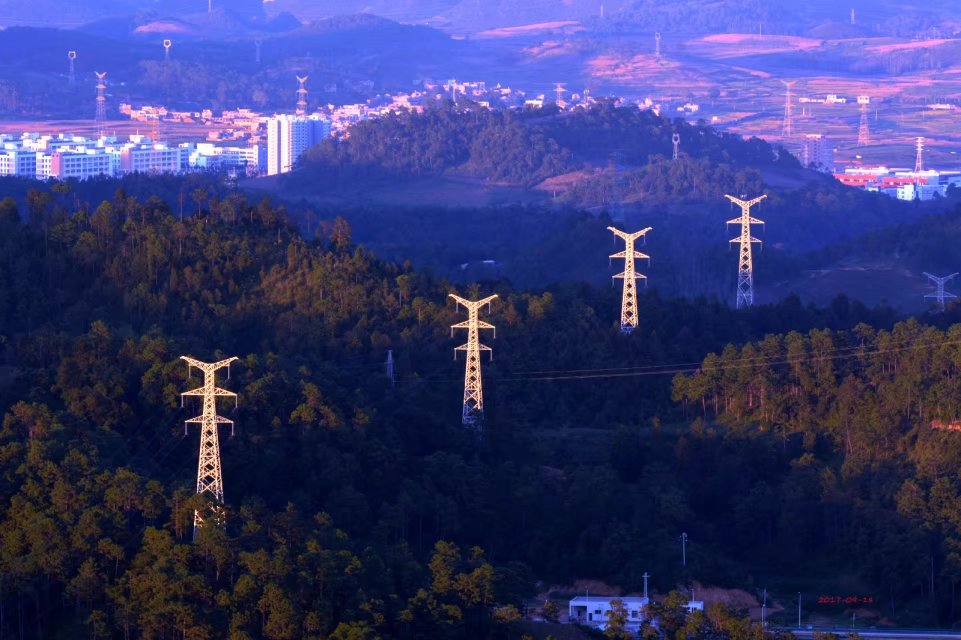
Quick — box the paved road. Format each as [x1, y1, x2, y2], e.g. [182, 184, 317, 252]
[785, 628, 961, 639]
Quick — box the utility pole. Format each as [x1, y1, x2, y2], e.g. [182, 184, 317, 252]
[386, 349, 395, 387]
[923, 272, 958, 311]
[725, 194, 767, 309]
[642, 572, 650, 599]
[781, 80, 796, 138]
[680, 532, 688, 566]
[450, 294, 497, 427]
[608, 226, 652, 334]
[95, 71, 107, 139]
[672, 133, 680, 161]
[181, 355, 238, 541]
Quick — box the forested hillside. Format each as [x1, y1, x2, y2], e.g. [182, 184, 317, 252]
[3, 175, 954, 638]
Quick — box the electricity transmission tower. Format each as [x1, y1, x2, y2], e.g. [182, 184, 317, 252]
[296, 75, 309, 115]
[726, 194, 767, 309]
[915, 137, 925, 173]
[180, 355, 238, 540]
[450, 294, 497, 427]
[655, 32, 661, 61]
[95, 72, 107, 138]
[924, 272, 958, 311]
[163, 39, 172, 61]
[386, 349, 395, 387]
[672, 133, 680, 160]
[857, 96, 870, 146]
[67, 51, 76, 84]
[553, 82, 568, 107]
[608, 226, 652, 334]
[781, 80, 796, 137]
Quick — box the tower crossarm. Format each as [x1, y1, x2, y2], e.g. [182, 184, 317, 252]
[607, 226, 652, 243]
[449, 293, 498, 311]
[185, 415, 234, 425]
[609, 249, 651, 260]
[182, 355, 238, 371]
[729, 235, 763, 244]
[450, 319, 495, 331]
[724, 194, 767, 210]
[612, 271, 648, 280]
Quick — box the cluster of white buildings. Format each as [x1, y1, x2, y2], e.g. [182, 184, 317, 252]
[567, 595, 704, 634]
[0, 132, 268, 181]
[834, 166, 961, 201]
[0, 111, 334, 181]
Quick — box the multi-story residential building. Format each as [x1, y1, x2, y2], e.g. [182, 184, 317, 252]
[265, 114, 331, 176]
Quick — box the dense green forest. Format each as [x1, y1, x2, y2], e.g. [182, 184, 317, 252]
[0, 173, 960, 639]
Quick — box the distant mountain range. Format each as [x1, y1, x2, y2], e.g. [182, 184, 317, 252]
[3, 0, 959, 36]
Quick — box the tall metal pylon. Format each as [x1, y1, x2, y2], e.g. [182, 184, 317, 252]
[915, 137, 925, 173]
[163, 39, 172, 61]
[296, 75, 309, 115]
[608, 226, 652, 334]
[180, 355, 238, 541]
[95, 71, 107, 139]
[450, 294, 497, 427]
[781, 80, 796, 138]
[386, 349, 395, 387]
[725, 194, 767, 309]
[254, 38, 262, 64]
[67, 51, 76, 84]
[857, 96, 870, 146]
[924, 272, 958, 311]
[672, 133, 680, 160]
[655, 32, 661, 61]
[553, 82, 568, 107]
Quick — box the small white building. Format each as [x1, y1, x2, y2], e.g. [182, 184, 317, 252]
[569, 596, 649, 631]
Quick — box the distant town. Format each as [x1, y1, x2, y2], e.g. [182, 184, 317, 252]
[0, 77, 958, 202]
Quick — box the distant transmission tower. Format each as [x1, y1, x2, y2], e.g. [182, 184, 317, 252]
[915, 137, 925, 172]
[857, 96, 870, 146]
[95, 71, 107, 138]
[386, 349, 395, 387]
[208, 0, 212, 13]
[151, 114, 162, 143]
[781, 80, 796, 137]
[655, 32, 662, 61]
[608, 226, 652, 334]
[725, 194, 767, 309]
[672, 133, 680, 160]
[924, 272, 958, 311]
[254, 38, 262, 64]
[448, 78, 458, 104]
[67, 51, 76, 84]
[296, 75, 309, 115]
[850, 8, 856, 25]
[163, 39, 172, 61]
[450, 293, 497, 427]
[553, 82, 568, 107]
[180, 356, 238, 541]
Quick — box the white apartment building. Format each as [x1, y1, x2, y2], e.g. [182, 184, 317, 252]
[0, 149, 37, 177]
[119, 145, 187, 174]
[265, 114, 331, 176]
[46, 150, 114, 180]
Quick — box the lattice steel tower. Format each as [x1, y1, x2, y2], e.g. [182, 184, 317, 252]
[672, 133, 680, 160]
[296, 75, 309, 115]
[655, 32, 661, 62]
[163, 39, 172, 61]
[608, 226, 652, 334]
[95, 72, 107, 138]
[857, 96, 870, 146]
[181, 355, 238, 540]
[450, 294, 497, 427]
[781, 80, 796, 137]
[924, 272, 958, 311]
[915, 137, 925, 173]
[726, 194, 767, 309]
[67, 51, 76, 84]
